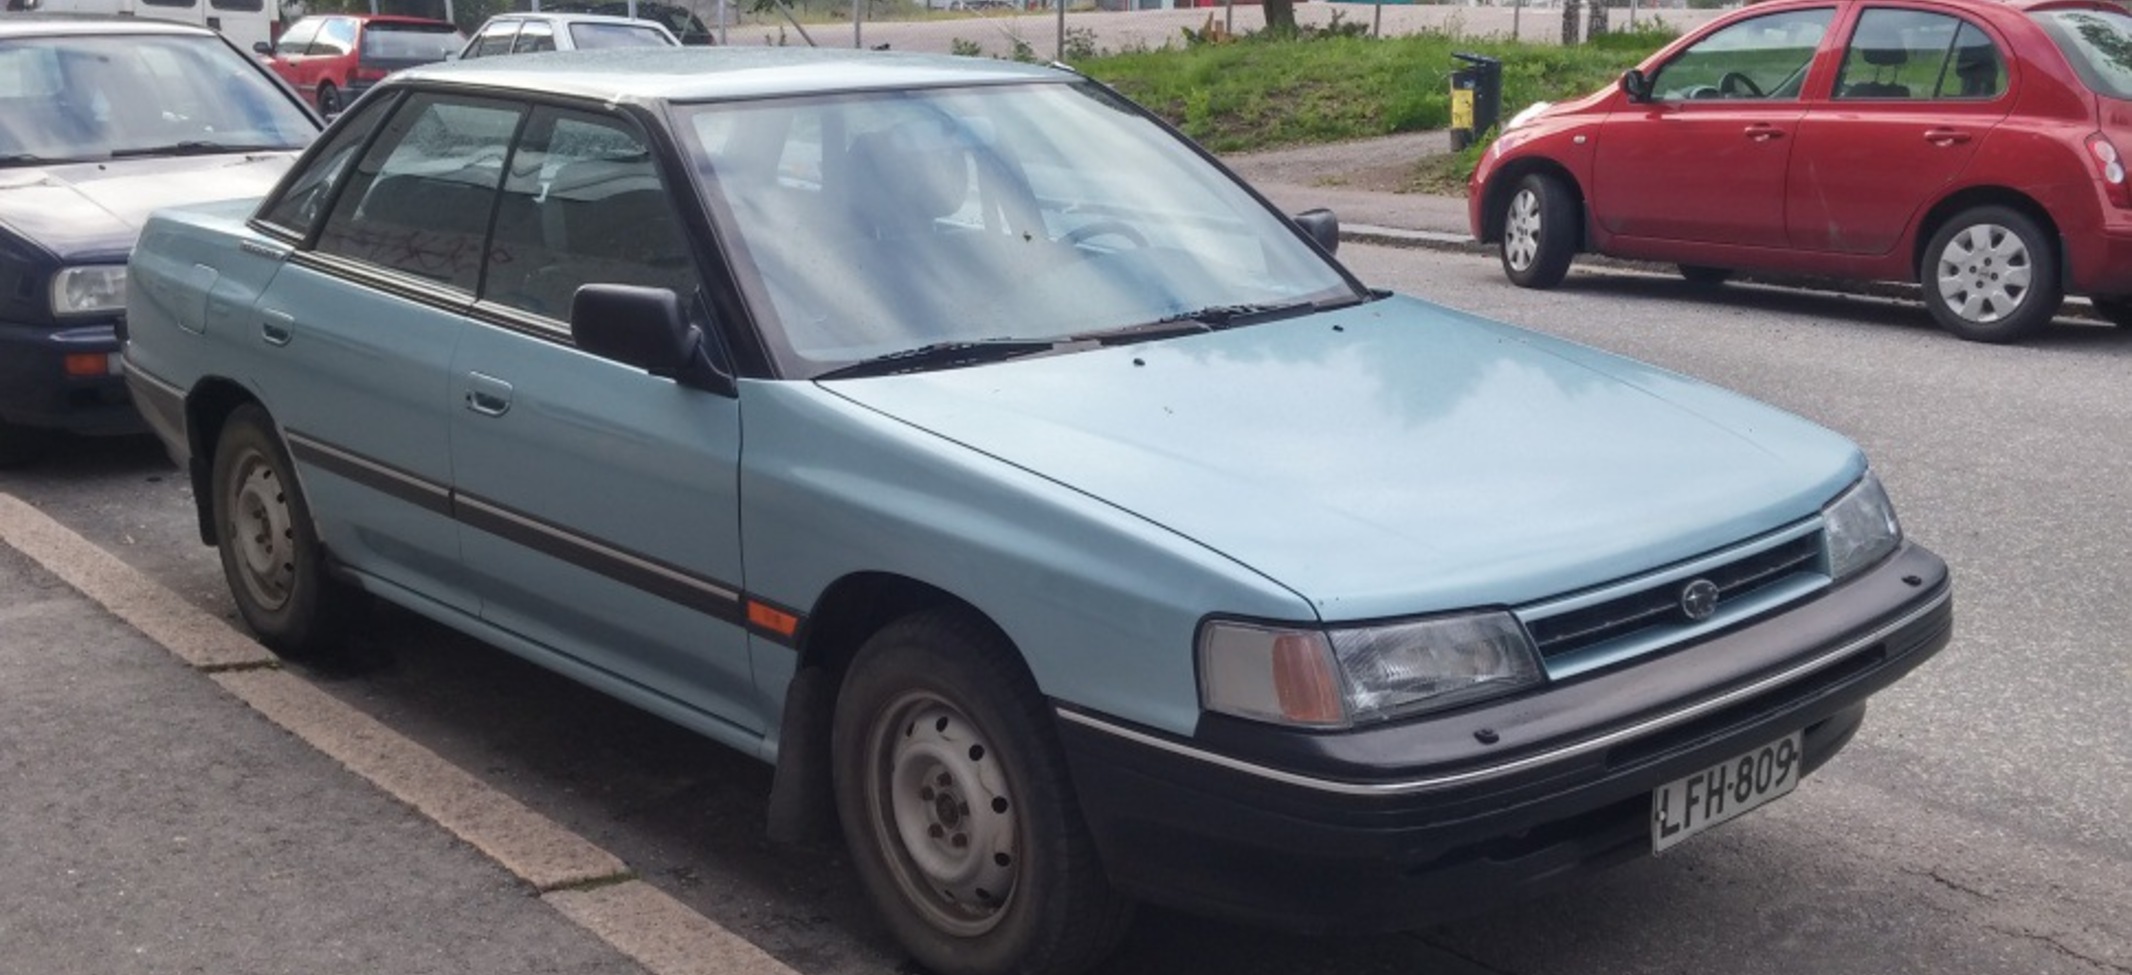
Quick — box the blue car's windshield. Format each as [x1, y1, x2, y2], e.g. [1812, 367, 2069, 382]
[674, 82, 1362, 377]
[0, 33, 315, 166]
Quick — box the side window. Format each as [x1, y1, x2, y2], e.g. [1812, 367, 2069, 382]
[1652, 8, 1834, 101]
[468, 22, 518, 58]
[310, 18, 357, 57]
[1834, 10, 1999, 100]
[256, 92, 395, 238]
[314, 94, 524, 291]
[274, 18, 322, 57]
[483, 108, 697, 321]
[513, 21, 556, 53]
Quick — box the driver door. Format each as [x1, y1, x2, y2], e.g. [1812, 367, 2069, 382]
[1593, 7, 1836, 248]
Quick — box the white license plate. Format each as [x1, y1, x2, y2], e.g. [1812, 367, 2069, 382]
[1651, 731, 1802, 853]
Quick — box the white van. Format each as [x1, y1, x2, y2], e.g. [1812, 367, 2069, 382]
[3, 0, 280, 54]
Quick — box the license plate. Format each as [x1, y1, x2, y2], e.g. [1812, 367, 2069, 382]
[1651, 731, 1802, 853]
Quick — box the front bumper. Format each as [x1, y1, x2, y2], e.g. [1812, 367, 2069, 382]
[1056, 542, 1952, 932]
[0, 318, 142, 435]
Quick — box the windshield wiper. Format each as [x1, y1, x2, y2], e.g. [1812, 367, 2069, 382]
[109, 141, 291, 158]
[816, 337, 1067, 380]
[1061, 319, 1212, 345]
[0, 152, 86, 166]
[1155, 294, 1365, 330]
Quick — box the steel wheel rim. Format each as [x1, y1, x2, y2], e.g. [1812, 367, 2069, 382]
[226, 448, 295, 613]
[865, 689, 1019, 936]
[1505, 188, 1542, 271]
[1935, 222, 2032, 324]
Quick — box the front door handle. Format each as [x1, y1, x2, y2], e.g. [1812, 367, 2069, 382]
[1923, 128, 1972, 146]
[260, 309, 294, 347]
[465, 372, 513, 418]
[1743, 123, 1786, 142]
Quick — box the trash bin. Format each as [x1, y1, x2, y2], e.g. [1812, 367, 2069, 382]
[1449, 52, 1503, 152]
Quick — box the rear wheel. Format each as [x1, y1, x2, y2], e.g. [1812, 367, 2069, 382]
[1499, 173, 1578, 289]
[316, 81, 343, 117]
[833, 610, 1133, 975]
[1678, 264, 1731, 286]
[210, 404, 355, 657]
[1920, 206, 2060, 343]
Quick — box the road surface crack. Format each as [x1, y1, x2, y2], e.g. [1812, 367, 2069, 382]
[1989, 924, 2132, 974]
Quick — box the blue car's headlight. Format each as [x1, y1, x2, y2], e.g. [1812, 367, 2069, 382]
[1823, 470, 1902, 582]
[52, 265, 127, 317]
[1198, 612, 1543, 730]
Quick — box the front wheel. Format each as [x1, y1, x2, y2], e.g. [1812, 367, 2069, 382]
[833, 610, 1132, 975]
[1920, 206, 2061, 343]
[210, 404, 355, 656]
[1499, 173, 1578, 289]
[316, 81, 343, 117]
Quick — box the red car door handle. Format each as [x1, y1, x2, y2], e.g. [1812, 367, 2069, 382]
[1924, 128, 1973, 146]
[1744, 124, 1785, 142]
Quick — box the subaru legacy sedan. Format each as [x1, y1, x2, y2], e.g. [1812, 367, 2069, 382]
[123, 49, 1952, 975]
[1472, 0, 2132, 344]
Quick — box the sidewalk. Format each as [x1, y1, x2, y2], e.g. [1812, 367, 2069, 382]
[1222, 131, 1480, 248]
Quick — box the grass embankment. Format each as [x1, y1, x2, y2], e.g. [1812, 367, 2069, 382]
[1075, 24, 1675, 190]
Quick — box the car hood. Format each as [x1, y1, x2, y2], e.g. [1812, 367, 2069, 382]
[821, 295, 1863, 621]
[0, 153, 296, 262]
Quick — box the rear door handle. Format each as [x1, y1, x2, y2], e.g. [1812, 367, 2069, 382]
[465, 372, 513, 418]
[260, 309, 294, 347]
[1923, 128, 1972, 146]
[1743, 123, 1786, 142]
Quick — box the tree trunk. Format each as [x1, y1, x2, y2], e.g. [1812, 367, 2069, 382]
[1264, 0, 1297, 35]
[1587, 1, 1609, 38]
[1560, 0, 1581, 44]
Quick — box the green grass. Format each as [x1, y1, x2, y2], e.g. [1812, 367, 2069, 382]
[1076, 23, 1678, 156]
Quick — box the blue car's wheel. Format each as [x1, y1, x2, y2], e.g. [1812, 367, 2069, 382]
[210, 404, 355, 657]
[833, 610, 1133, 975]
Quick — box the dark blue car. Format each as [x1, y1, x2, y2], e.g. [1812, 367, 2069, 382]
[0, 15, 317, 465]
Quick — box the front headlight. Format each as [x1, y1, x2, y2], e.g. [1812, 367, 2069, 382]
[1198, 612, 1543, 730]
[52, 265, 127, 317]
[1823, 470, 1902, 581]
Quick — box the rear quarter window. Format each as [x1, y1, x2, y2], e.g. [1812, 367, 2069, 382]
[2035, 8, 2132, 99]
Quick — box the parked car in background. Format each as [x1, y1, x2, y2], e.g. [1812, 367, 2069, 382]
[534, 0, 712, 44]
[124, 48, 1951, 975]
[0, 15, 317, 465]
[1472, 0, 2132, 343]
[2, 0, 279, 55]
[254, 13, 463, 115]
[457, 11, 677, 59]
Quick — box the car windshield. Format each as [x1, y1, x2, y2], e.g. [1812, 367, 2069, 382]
[569, 22, 674, 48]
[2034, 7, 2132, 100]
[676, 82, 1361, 377]
[0, 33, 314, 165]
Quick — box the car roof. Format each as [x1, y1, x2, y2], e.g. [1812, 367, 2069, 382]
[289, 12, 458, 26]
[480, 11, 671, 26]
[398, 47, 1066, 103]
[0, 13, 218, 38]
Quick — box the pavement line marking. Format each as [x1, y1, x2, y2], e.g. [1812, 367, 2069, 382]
[548, 881, 802, 975]
[0, 491, 802, 975]
[0, 493, 274, 670]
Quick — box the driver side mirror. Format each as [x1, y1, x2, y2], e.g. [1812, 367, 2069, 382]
[570, 284, 734, 396]
[252, 40, 274, 56]
[1293, 208, 1339, 257]
[1621, 68, 1653, 103]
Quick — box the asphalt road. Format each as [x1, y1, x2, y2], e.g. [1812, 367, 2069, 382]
[4, 242, 2128, 974]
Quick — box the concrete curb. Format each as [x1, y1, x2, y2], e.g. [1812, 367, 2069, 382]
[0, 491, 803, 975]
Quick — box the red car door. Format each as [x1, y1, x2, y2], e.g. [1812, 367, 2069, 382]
[1593, 8, 1837, 248]
[1787, 6, 2014, 254]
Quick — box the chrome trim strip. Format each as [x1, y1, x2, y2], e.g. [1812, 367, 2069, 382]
[1056, 585, 1950, 797]
[454, 494, 740, 604]
[239, 238, 291, 260]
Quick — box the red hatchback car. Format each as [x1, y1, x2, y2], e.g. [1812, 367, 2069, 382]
[255, 14, 465, 116]
[1470, 0, 2132, 342]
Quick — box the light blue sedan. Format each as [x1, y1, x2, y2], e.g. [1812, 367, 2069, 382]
[123, 48, 1953, 975]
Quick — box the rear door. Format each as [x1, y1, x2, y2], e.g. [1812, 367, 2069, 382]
[1786, 6, 2013, 254]
[1593, 7, 1836, 247]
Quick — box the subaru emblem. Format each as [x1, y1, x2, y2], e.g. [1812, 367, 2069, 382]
[1680, 579, 1720, 621]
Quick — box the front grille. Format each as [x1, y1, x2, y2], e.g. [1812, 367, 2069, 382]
[1525, 533, 1823, 663]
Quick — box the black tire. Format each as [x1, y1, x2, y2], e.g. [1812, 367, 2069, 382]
[316, 82, 342, 117]
[0, 419, 55, 469]
[209, 404, 354, 657]
[1499, 173, 1578, 289]
[832, 610, 1133, 975]
[2087, 296, 2132, 328]
[1920, 206, 2061, 343]
[1678, 264, 1731, 286]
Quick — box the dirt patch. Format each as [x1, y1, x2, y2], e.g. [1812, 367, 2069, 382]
[1220, 130, 1452, 194]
